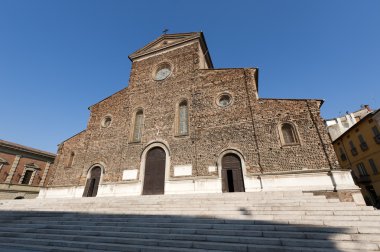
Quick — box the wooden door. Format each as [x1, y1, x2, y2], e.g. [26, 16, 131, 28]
[222, 154, 245, 193]
[82, 166, 101, 197]
[143, 147, 166, 195]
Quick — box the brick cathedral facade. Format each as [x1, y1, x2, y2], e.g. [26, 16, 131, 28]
[41, 32, 359, 198]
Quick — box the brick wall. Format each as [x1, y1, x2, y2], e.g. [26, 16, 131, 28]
[49, 39, 339, 187]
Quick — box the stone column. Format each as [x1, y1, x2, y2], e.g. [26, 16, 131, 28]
[39, 162, 51, 186]
[5, 155, 21, 184]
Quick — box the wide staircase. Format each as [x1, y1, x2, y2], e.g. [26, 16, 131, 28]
[0, 191, 379, 252]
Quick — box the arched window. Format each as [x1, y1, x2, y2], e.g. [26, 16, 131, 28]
[280, 123, 299, 145]
[67, 152, 75, 168]
[178, 100, 188, 135]
[132, 110, 144, 142]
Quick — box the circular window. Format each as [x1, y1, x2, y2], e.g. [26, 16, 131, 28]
[154, 63, 172, 81]
[217, 94, 232, 107]
[101, 116, 112, 128]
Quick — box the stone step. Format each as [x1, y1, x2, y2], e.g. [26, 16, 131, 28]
[3, 203, 370, 210]
[3, 209, 377, 221]
[1, 202, 345, 210]
[2, 223, 379, 242]
[5, 220, 376, 238]
[6, 211, 380, 223]
[0, 230, 379, 251]
[3, 215, 380, 233]
[0, 193, 334, 202]
[0, 239, 225, 252]
[0, 205, 375, 213]
[0, 239, 364, 252]
[0, 191, 378, 252]
[4, 212, 380, 223]
[0, 203, 362, 213]
[0, 196, 338, 204]
[2, 195, 327, 204]
[0, 200, 359, 208]
[0, 242, 112, 252]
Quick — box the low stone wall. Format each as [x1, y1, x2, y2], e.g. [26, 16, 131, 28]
[0, 183, 40, 200]
[39, 170, 364, 205]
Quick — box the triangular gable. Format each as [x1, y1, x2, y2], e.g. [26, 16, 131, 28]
[129, 32, 199, 59]
[128, 32, 213, 68]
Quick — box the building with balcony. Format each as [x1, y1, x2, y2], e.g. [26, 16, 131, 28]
[332, 109, 380, 207]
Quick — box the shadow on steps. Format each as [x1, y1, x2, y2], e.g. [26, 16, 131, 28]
[0, 209, 377, 252]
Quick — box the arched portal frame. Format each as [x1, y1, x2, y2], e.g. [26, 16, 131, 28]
[139, 141, 171, 194]
[216, 149, 247, 178]
[85, 163, 106, 180]
[216, 149, 247, 192]
[82, 163, 105, 197]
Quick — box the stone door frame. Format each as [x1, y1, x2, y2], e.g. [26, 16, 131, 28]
[139, 141, 171, 195]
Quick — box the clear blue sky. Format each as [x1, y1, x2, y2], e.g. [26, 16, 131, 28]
[1, 0, 379, 153]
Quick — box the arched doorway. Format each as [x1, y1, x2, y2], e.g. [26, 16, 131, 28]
[143, 147, 166, 195]
[83, 166, 101, 197]
[222, 153, 245, 192]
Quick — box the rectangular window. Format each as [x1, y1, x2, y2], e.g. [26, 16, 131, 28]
[358, 134, 368, 151]
[357, 163, 368, 176]
[372, 126, 380, 136]
[358, 134, 365, 144]
[349, 141, 358, 155]
[21, 170, 33, 185]
[349, 141, 355, 148]
[369, 159, 378, 175]
[339, 147, 347, 161]
[372, 126, 380, 144]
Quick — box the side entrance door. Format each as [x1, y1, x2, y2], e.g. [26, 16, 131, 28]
[83, 166, 101, 197]
[143, 147, 166, 195]
[222, 154, 245, 193]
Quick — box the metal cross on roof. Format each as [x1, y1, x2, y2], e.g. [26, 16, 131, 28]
[162, 29, 169, 34]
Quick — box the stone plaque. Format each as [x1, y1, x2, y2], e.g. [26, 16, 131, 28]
[122, 169, 138, 180]
[174, 165, 192, 177]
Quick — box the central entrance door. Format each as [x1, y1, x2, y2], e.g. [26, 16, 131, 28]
[143, 147, 166, 195]
[222, 153, 245, 193]
[83, 166, 101, 197]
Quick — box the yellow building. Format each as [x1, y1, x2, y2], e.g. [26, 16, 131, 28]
[333, 109, 380, 207]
